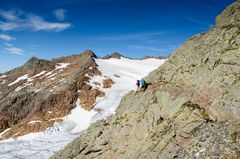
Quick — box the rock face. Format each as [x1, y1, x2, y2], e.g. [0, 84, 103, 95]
[0, 50, 104, 139]
[51, 1, 240, 159]
[146, 1, 240, 122]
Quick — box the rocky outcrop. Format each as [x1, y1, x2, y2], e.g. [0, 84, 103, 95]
[51, 1, 240, 159]
[102, 78, 115, 88]
[0, 50, 104, 139]
[146, 1, 240, 122]
[80, 89, 105, 111]
[216, 0, 240, 27]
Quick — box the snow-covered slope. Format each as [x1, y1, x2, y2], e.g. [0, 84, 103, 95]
[0, 57, 166, 159]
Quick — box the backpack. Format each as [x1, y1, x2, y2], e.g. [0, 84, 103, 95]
[141, 79, 145, 86]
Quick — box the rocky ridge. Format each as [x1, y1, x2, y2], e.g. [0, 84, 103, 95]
[0, 50, 104, 139]
[102, 52, 125, 59]
[51, 1, 240, 159]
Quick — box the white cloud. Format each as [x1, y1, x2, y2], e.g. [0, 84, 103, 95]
[129, 45, 167, 52]
[0, 21, 18, 31]
[53, 9, 67, 21]
[0, 9, 71, 32]
[3, 43, 24, 55]
[0, 10, 19, 21]
[0, 34, 16, 41]
[27, 14, 71, 32]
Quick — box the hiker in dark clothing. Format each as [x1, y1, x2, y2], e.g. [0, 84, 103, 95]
[136, 80, 141, 92]
[136, 79, 149, 93]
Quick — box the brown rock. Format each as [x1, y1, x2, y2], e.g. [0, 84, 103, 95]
[103, 78, 115, 88]
[79, 89, 105, 111]
[114, 74, 120, 78]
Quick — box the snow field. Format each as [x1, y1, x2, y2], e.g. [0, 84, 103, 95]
[0, 57, 166, 159]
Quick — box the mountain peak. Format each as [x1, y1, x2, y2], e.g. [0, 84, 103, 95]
[102, 52, 124, 59]
[111, 52, 123, 59]
[82, 50, 97, 58]
[28, 56, 40, 62]
[24, 56, 52, 66]
[23, 56, 55, 73]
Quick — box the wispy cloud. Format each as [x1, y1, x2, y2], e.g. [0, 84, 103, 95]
[0, 9, 71, 32]
[97, 32, 163, 41]
[53, 9, 67, 21]
[0, 10, 19, 21]
[27, 14, 71, 31]
[0, 21, 18, 31]
[3, 43, 24, 55]
[0, 34, 16, 41]
[188, 18, 210, 26]
[129, 45, 167, 52]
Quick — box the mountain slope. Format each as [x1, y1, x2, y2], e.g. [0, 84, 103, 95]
[0, 50, 101, 140]
[51, 1, 240, 159]
[0, 52, 165, 159]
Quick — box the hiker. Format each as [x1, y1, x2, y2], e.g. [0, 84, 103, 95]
[140, 79, 146, 91]
[136, 80, 141, 92]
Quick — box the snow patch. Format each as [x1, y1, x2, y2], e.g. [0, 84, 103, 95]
[63, 98, 97, 133]
[33, 71, 47, 78]
[42, 63, 70, 80]
[55, 63, 70, 69]
[28, 120, 42, 125]
[34, 88, 42, 93]
[0, 128, 11, 138]
[47, 73, 58, 79]
[0, 75, 7, 79]
[195, 148, 206, 158]
[15, 83, 32, 92]
[8, 74, 29, 86]
[49, 118, 62, 121]
[0, 80, 6, 85]
[45, 71, 53, 77]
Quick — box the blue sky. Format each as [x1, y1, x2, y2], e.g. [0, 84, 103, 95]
[0, 0, 236, 73]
